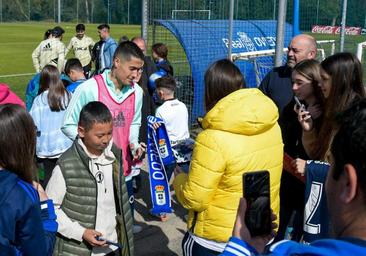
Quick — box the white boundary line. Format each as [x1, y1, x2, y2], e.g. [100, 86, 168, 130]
[0, 73, 35, 78]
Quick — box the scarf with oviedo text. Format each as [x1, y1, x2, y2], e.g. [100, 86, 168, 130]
[147, 115, 176, 215]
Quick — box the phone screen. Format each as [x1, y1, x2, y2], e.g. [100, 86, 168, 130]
[243, 170, 271, 236]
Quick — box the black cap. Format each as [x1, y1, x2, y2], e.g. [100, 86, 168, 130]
[52, 26, 65, 37]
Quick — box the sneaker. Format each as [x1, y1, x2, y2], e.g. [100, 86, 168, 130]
[133, 224, 143, 234]
[149, 210, 168, 222]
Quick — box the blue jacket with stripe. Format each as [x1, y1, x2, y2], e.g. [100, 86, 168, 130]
[221, 236, 366, 256]
[0, 170, 57, 255]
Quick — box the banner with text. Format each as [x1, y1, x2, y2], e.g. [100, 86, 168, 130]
[312, 25, 361, 35]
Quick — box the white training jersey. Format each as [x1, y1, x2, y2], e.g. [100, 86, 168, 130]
[155, 99, 190, 143]
[65, 36, 95, 67]
[32, 38, 66, 73]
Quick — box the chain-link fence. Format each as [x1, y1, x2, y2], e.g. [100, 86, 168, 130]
[1, 0, 366, 121]
[145, 0, 366, 123]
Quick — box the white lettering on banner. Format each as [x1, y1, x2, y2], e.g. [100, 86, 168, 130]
[253, 37, 276, 47]
[222, 32, 276, 49]
[152, 171, 165, 180]
[148, 141, 166, 181]
[312, 25, 361, 35]
[237, 32, 257, 51]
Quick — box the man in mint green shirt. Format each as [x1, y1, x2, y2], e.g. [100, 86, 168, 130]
[62, 41, 145, 179]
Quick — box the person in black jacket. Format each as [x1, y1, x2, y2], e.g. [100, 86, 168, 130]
[259, 34, 317, 242]
[131, 37, 158, 203]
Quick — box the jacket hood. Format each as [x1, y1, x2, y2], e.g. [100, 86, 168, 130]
[0, 84, 10, 102]
[202, 88, 279, 135]
[0, 170, 19, 205]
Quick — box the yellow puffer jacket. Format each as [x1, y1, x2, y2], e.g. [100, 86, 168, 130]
[173, 88, 283, 243]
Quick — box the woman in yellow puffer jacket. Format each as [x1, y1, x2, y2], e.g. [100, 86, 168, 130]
[173, 59, 283, 256]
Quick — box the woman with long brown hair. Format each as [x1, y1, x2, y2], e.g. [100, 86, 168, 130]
[30, 65, 72, 187]
[0, 104, 57, 255]
[294, 52, 365, 243]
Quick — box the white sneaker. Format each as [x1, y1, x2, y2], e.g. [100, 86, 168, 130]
[133, 224, 143, 234]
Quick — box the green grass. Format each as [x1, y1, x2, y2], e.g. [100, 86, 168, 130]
[0, 22, 141, 99]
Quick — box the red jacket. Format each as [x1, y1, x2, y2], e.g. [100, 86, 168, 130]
[0, 83, 25, 108]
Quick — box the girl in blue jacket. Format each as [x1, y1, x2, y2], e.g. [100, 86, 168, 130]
[0, 104, 57, 256]
[30, 65, 72, 188]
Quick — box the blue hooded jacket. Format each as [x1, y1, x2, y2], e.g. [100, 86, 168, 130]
[0, 170, 57, 255]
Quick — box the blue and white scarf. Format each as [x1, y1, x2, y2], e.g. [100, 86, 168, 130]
[147, 116, 176, 215]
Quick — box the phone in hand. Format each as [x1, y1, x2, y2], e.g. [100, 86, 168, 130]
[294, 96, 304, 110]
[243, 170, 271, 237]
[96, 236, 123, 248]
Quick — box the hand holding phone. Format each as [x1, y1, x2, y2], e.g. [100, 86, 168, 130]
[243, 171, 271, 237]
[96, 236, 123, 248]
[294, 96, 305, 110]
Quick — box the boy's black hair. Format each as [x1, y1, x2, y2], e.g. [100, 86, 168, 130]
[155, 75, 176, 92]
[78, 101, 112, 131]
[44, 29, 52, 40]
[64, 58, 83, 75]
[152, 43, 168, 59]
[76, 23, 85, 32]
[97, 24, 110, 31]
[52, 26, 65, 38]
[113, 41, 145, 63]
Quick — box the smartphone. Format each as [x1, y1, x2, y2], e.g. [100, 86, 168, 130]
[243, 170, 271, 236]
[96, 236, 123, 248]
[294, 96, 304, 109]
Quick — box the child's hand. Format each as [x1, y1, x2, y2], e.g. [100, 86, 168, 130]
[292, 158, 306, 176]
[82, 229, 106, 247]
[152, 122, 161, 130]
[32, 181, 48, 201]
[130, 142, 146, 160]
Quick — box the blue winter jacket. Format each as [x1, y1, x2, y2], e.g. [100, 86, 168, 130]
[101, 37, 117, 70]
[0, 170, 57, 255]
[25, 73, 72, 111]
[220, 236, 366, 256]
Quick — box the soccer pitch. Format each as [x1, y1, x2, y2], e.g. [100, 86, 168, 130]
[0, 22, 365, 100]
[0, 22, 141, 99]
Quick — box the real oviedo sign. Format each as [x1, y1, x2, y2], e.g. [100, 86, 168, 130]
[222, 32, 277, 51]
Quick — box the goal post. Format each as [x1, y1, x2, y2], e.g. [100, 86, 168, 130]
[356, 41, 366, 61]
[231, 40, 337, 87]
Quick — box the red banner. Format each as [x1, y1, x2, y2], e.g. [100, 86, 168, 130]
[311, 25, 361, 35]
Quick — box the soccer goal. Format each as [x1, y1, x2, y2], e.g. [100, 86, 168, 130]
[232, 40, 336, 87]
[171, 9, 211, 20]
[356, 41, 366, 61]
